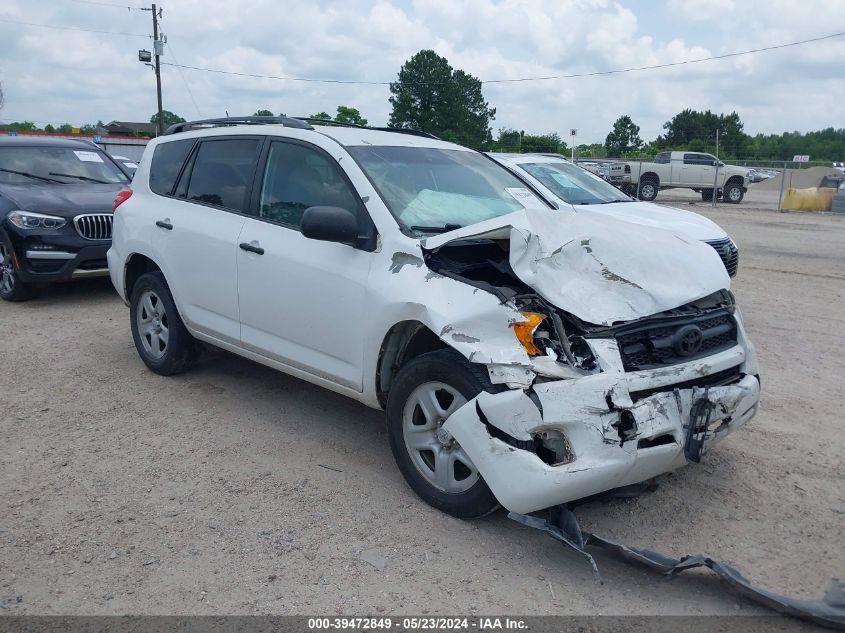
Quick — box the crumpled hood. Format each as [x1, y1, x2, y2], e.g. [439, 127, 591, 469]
[423, 207, 730, 326]
[0, 183, 121, 217]
[576, 201, 727, 242]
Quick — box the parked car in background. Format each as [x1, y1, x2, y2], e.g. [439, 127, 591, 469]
[608, 151, 750, 203]
[489, 153, 740, 276]
[108, 116, 760, 519]
[111, 155, 139, 177]
[833, 161, 845, 174]
[0, 136, 130, 300]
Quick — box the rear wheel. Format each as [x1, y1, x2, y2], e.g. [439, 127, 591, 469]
[724, 182, 744, 204]
[0, 243, 33, 302]
[130, 271, 198, 375]
[638, 178, 659, 201]
[386, 349, 499, 519]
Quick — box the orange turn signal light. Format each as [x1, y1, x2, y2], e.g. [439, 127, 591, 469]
[513, 312, 546, 356]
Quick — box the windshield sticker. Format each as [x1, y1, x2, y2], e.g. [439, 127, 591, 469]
[73, 151, 104, 163]
[505, 187, 545, 209]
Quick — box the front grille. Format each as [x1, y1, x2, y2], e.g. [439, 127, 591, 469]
[630, 366, 744, 402]
[615, 309, 738, 371]
[74, 214, 113, 240]
[705, 237, 739, 277]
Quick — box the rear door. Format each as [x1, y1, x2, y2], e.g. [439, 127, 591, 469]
[151, 136, 262, 344]
[236, 139, 375, 390]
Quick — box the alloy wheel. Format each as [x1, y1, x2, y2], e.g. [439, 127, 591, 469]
[136, 289, 169, 359]
[402, 381, 478, 494]
[0, 244, 15, 295]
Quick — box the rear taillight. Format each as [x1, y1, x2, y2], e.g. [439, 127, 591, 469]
[113, 188, 133, 212]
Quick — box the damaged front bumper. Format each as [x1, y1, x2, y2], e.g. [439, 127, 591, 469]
[444, 345, 760, 515]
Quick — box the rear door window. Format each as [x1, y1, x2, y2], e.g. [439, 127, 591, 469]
[654, 152, 670, 164]
[149, 139, 194, 196]
[185, 138, 261, 212]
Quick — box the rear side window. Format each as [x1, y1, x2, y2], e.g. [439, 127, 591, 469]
[186, 139, 261, 212]
[654, 152, 670, 164]
[149, 139, 194, 196]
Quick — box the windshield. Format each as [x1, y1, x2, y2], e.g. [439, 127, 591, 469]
[520, 161, 632, 204]
[0, 146, 130, 185]
[347, 146, 547, 233]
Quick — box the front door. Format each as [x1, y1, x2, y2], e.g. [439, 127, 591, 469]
[236, 139, 373, 390]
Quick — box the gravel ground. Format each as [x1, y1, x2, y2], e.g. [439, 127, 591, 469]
[1, 206, 843, 619]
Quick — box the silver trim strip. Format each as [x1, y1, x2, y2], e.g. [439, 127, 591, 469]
[71, 268, 110, 278]
[26, 250, 76, 260]
[73, 213, 113, 241]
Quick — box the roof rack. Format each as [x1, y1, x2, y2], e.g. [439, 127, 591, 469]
[163, 116, 314, 135]
[292, 117, 441, 140]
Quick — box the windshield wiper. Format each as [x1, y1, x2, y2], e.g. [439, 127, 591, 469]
[49, 172, 109, 184]
[0, 168, 64, 184]
[410, 224, 464, 233]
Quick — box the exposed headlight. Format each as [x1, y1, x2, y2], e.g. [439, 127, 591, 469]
[512, 311, 546, 356]
[7, 210, 67, 230]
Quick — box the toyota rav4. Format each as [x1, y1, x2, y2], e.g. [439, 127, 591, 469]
[108, 117, 761, 519]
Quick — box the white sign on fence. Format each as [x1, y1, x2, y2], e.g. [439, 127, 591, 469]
[793, 155, 810, 162]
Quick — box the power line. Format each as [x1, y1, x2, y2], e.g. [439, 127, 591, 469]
[57, 0, 146, 8]
[483, 31, 845, 82]
[0, 17, 148, 37]
[161, 30, 845, 86]
[165, 42, 202, 117]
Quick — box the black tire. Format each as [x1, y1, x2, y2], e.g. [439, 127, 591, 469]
[700, 188, 715, 201]
[723, 181, 744, 204]
[386, 349, 500, 519]
[638, 178, 659, 201]
[0, 243, 33, 302]
[129, 271, 198, 375]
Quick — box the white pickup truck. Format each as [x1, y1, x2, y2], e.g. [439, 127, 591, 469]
[608, 151, 751, 203]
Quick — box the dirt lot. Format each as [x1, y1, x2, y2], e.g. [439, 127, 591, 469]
[1, 206, 843, 618]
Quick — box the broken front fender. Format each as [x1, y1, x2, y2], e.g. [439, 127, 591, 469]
[443, 373, 760, 514]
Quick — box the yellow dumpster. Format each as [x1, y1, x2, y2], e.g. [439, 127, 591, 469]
[781, 187, 837, 212]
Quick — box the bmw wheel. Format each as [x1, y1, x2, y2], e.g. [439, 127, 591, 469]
[0, 243, 32, 302]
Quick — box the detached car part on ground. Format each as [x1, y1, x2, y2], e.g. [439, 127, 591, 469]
[488, 153, 740, 276]
[0, 137, 130, 301]
[108, 117, 761, 522]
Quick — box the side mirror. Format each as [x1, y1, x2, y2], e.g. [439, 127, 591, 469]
[300, 206, 359, 246]
[712, 160, 719, 166]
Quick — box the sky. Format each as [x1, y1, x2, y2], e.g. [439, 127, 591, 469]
[0, 0, 843, 144]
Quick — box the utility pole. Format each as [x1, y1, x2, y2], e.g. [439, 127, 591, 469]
[141, 4, 164, 135]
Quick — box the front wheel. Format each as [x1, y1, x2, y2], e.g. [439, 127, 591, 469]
[0, 243, 33, 302]
[130, 271, 198, 375]
[386, 349, 500, 519]
[723, 182, 744, 204]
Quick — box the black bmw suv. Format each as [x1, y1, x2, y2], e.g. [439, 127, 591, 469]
[0, 136, 131, 301]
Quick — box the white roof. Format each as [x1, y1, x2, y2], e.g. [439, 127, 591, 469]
[315, 126, 470, 150]
[487, 152, 570, 165]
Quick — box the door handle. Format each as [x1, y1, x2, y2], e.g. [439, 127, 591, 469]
[239, 241, 264, 255]
[156, 220, 173, 230]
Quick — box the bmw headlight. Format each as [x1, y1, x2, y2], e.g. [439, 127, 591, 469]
[7, 210, 67, 230]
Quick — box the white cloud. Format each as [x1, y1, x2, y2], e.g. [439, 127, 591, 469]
[0, 0, 842, 148]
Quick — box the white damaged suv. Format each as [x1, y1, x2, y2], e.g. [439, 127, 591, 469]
[108, 117, 761, 518]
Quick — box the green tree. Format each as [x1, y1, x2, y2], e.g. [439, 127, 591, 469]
[57, 124, 74, 134]
[150, 110, 185, 128]
[44, 124, 56, 133]
[253, 109, 273, 117]
[521, 132, 563, 153]
[605, 115, 643, 156]
[388, 49, 495, 149]
[334, 105, 367, 126]
[309, 111, 331, 125]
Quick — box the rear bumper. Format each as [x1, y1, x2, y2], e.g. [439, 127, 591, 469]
[444, 333, 761, 514]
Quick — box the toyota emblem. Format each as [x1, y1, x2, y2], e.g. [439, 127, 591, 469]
[674, 325, 704, 356]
